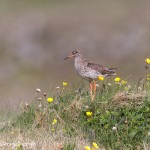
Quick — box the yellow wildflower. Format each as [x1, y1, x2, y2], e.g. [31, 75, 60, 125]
[115, 77, 121, 82]
[86, 111, 92, 117]
[145, 58, 150, 64]
[85, 146, 91, 150]
[98, 76, 105, 81]
[47, 97, 53, 103]
[52, 118, 57, 125]
[93, 142, 99, 149]
[17, 144, 22, 150]
[124, 85, 131, 91]
[147, 78, 150, 81]
[121, 80, 127, 85]
[51, 128, 55, 132]
[63, 82, 68, 86]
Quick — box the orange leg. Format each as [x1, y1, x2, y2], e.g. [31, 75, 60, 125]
[89, 81, 93, 101]
[92, 80, 97, 100]
[93, 80, 97, 96]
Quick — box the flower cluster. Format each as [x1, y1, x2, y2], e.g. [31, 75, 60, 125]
[145, 58, 150, 64]
[98, 75, 105, 81]
[63, 82, 68, 87]
[47, 97, 54, 103]
[52, 118, 57, 125]
[121, 80, 127, 85]
[145, 58, 150, 85]
[85, 142, 99, 150]
[51, 118, 58, 132]
[85, 146, 91, 150]
[114, 77, 127, 85]
[115, 77, 121, 82]
[86, 111, 93, 117]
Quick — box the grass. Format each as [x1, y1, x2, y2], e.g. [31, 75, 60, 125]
[0, 73, 150, 149]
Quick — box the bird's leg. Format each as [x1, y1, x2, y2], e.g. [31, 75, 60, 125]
[92, 80, 97, 100]
[89, 81, 93, 100]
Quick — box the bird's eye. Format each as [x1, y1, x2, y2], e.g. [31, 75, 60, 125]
[72, 51, 77, 54]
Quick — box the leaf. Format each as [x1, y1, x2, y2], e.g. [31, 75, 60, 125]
[128, 130, 138, 138]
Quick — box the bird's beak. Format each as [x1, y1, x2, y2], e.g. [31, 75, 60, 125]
[64, 54, 74, 60]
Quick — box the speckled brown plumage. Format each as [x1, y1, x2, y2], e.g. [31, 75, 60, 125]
[64, 50, 117, 101]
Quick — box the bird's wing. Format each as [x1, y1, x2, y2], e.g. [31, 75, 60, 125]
[87, 61, 117, 75]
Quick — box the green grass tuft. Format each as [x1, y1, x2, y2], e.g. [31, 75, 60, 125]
[0, 78, 150, 149]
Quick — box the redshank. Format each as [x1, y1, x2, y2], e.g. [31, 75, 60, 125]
[64, 50, 116, 101]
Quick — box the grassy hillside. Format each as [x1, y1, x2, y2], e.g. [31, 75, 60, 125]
[0, 64, 150, 150]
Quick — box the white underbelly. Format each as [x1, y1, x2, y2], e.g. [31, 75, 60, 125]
[76, 68, 101, 79]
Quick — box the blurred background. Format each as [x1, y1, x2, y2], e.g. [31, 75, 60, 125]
[0, 0, 150, 109]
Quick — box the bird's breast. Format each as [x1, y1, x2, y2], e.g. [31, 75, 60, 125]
[74, 60, 100, 79]
[74, 60, 86, 74]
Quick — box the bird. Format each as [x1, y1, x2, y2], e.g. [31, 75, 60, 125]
[64, 50, 117, 101]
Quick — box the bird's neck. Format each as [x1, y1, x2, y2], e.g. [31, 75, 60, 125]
[74, 55, 83, 63]
[74, 55, 85, 71]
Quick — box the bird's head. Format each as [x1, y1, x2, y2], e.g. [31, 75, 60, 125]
[64, 50, 82, 60]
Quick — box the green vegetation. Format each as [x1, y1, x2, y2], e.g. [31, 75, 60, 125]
[0, 76, 150, 150]
[0, 61, 150, 150]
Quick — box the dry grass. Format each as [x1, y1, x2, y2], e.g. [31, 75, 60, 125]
[112, 91, 147, 106]
[0, 126, 91, 150]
